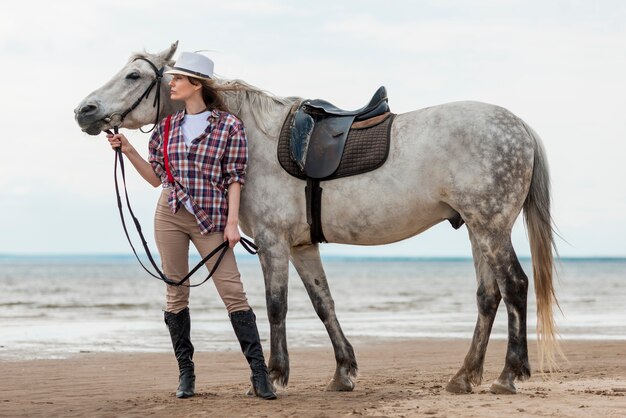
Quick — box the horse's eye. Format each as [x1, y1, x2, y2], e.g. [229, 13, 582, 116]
[126, 72, 141, 80]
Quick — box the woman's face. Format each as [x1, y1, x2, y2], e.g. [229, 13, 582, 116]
[169, 74, 201, 102]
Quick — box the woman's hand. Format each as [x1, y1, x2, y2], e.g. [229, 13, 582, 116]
[224, 182, 242, 248]
[107, 133, 135, 155]
[224, 222, 241, 248]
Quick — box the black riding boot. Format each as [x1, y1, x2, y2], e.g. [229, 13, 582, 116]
[230, 309, 277, 400]
[164, 307, 195, 398]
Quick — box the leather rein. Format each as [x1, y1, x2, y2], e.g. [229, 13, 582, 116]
[104, 57, 258, 288]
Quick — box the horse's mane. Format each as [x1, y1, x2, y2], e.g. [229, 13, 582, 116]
[213, 78, 299, 135]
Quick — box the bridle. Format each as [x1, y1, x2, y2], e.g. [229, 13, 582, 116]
[105, 56, 258, 288]
[105, 56, 165, 134]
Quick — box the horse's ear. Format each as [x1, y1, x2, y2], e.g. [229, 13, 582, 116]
[158, 41, 178, 62]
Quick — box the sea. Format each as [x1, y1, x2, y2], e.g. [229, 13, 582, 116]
[0, 255, 624, 361]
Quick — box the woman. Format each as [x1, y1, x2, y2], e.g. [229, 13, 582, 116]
[107, 52, 276, 400]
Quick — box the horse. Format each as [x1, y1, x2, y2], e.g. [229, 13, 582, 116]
[75, 42, 561, 395]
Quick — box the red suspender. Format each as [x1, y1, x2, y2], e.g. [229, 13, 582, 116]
[163, 115, 175, 184]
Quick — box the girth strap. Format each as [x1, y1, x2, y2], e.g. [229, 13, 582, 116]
[305, 177, 327, 244]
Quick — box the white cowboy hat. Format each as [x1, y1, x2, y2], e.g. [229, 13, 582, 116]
[164, 52, 214, 79]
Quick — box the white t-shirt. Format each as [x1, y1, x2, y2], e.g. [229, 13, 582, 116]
[181, 110, 210, 147]
[181, 110, 210, 213]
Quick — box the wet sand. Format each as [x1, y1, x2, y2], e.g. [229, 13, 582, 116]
[1, 339, 624, 417]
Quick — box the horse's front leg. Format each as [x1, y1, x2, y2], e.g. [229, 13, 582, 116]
[290, 244, 357, 391]
[256, 233, 291, 388]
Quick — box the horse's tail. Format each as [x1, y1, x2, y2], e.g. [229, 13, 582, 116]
[521, 121, 564, 373]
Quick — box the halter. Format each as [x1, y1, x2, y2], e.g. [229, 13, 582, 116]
[107, 56, 165, 134]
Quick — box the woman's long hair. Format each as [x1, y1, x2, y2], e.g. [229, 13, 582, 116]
[187, 76, 229, 112]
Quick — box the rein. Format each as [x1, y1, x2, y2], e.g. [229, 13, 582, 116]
[105, 57, 258, 288]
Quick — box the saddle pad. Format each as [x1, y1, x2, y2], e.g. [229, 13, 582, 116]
[278, 105, 396, 181]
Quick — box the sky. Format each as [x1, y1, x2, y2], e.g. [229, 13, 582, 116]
[0, 0, 625, 257]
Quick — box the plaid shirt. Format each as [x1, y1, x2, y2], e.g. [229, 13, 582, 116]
[148, 109, 247, 234]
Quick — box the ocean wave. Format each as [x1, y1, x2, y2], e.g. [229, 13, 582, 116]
[34, 303, 155, 310]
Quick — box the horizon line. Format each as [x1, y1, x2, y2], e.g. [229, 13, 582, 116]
[1, 253, 625, 262]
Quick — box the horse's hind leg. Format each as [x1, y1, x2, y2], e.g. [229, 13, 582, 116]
[290, 244, 357, 391]
[474, 231, 531, 394]
[447, 229, 502, 393]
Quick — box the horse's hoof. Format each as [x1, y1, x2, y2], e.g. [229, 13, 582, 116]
[269, 370, 288, 389]
[446, 376, 473, 394]
[489, 380, 516, 394]
[245, 386, 254, 396]
[325, 376, 355, 391]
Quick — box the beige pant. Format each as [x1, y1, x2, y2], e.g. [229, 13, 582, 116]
[154, 188, 250, 314]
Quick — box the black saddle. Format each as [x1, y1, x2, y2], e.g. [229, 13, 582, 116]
[278, 87, 395, 245]
[290, 86, 390, 179]
[305, 85, 389, 119]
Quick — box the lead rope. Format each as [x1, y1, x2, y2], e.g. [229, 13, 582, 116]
[110, 126, 258, 287]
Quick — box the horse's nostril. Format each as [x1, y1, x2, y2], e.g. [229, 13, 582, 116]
[79, 104, 98, 115]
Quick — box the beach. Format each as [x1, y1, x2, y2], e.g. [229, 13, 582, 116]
[1, 257, 625, 416]
[2, 338, 624, 417]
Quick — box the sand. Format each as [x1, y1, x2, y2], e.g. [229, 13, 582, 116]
[1, 339, 624, 417]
